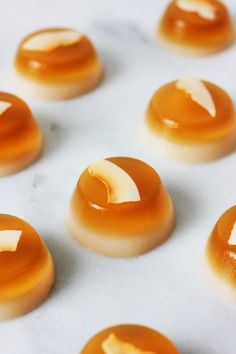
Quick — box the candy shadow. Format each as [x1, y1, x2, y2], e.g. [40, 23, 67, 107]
[179, 348, 201, 354]
[45, 236, 79, 296]
[165, 183, 200, 234]
[98, 47, 123, 85]
[178, 344, 214, 354]
[37, 113, 68, 159]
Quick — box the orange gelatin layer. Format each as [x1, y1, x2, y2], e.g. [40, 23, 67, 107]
[71, 157, 171, 236]
[206, 206, 236, 286]
[15, 28, 100, 83]
[81, 324, 180, 354]
[0, 214, 52, 302]
[0, 214, 53, 302]
[146, 81, 235, 144]
[0, 92, 42, 165]
[159, 0, 233, 50]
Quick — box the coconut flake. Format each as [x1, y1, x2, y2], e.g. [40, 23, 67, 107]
[0, 230, 22, 252]
[176, 0, 216, 20]
[0, 101, 12, 115]
[228, 222, 236, 245]
[176, 76, 216, 117]
[102, 334, 156, 354]
[88, 159, 141, 204]
[22, 30, 82, 52]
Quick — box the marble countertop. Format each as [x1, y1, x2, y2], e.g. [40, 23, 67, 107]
[0, 0, 235, 353]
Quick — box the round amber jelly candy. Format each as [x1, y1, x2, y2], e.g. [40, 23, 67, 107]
[81, 324, 180, 354]
[0, 92, 42, 176]
[158, 0, 234, 55]
[142, 77, 236, 163]
[205, 206, 236, 303]
[14, 28, 103, 99]
[67, 157, 175, 258]
[0, 214, 55, 321]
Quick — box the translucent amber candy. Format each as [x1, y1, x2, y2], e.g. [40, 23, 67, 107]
[67, 157, 175, 258]
[0, 214, 55, 321]
[0, 92, 42, 176]
[143, 77, 236, 163]
[205, 206, 236, 303]
[158, 0, 234, 55]
[81, 324, 180, 354]
[14, 27, 103, 99]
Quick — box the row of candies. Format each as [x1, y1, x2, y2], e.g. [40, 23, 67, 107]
[1, 0, 236, 175]
[1, 0, 235, 176]
[0, 73, 235, 174]
[0, 162, 235, 315]
[0, 1, 235, 353]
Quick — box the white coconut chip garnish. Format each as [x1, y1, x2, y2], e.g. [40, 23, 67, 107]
[176, 76, 216, 117]
[22, 30, 82, 52]
[176, 0, 216, 20]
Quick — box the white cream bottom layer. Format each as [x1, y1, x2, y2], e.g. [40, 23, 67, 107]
[140, 119, 236, 164]
[204, 255, 236, 304]
[13, 61, 103, 100]
[157, 28, 234, 56]
[66, 195, 175, 258]
[0, 251, 55, 321]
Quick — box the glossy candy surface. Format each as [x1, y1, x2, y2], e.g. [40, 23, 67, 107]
[206, 206, 236, 286]
[0, 92, 42, 175]
[159, 0, 234, 53]
[146, 80, 234, 144]
[0, 214, 53, 302]
[15, 28, 99, 84]
[81, 324, 180, 354]
[71, 157, 171, 236]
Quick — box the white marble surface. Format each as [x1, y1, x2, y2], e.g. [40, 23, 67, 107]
[0, 0, 236, 353]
